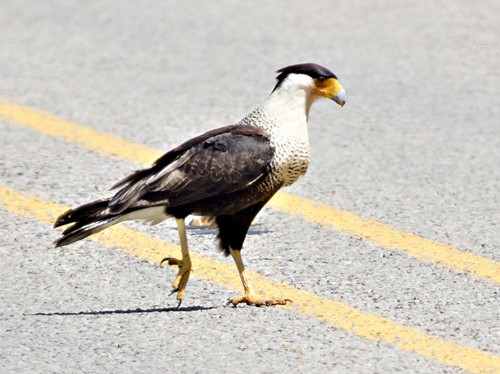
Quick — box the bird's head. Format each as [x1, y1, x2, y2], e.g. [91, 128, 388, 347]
[272, 63, 346, 107]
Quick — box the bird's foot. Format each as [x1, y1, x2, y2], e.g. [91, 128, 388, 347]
[227, 295, 292, 308]
[188, 216, 216, 228]
[160, 256, 192, 303]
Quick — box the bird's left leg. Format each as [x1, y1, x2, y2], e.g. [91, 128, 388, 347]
[160, 218, 192, 305]
[227, 247, 291, 307]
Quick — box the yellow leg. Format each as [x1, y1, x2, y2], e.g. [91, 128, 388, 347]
[160, 218, 192, 305]
[228, 247, 291, 307]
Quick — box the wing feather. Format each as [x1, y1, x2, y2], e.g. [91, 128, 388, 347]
[108, 125, 273, 213]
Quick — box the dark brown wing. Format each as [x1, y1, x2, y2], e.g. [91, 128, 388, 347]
[108, 125, 274, 213]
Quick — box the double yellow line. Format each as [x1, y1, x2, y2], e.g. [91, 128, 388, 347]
[1, 185, 499, 373]
[1, 99, 499, 373]
[1, 99, 497, 285]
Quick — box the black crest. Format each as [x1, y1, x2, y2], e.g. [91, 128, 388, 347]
[272, 63, 337, 92]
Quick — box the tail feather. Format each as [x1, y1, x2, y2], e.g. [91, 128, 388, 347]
[54, 198, 120, 247]
[54, 198, 169, 247]
[54, 199, 111, 228]
[54, 216, 120, 247]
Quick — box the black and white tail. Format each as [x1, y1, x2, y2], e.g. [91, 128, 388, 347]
[53, 198, 168, 247]
[53, 198, 118, 247]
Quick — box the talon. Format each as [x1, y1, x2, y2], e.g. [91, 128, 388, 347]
[162, 219, 192, 305]
[161, 252, 191, 303]
[176, 299, 183, 309]
[160, 257, 182, 267]
[227, 295, 291, 308]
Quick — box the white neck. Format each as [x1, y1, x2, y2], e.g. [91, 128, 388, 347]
[261, 74, 318, 124]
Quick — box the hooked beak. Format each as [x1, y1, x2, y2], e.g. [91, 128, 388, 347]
[332, 87, 346, 107]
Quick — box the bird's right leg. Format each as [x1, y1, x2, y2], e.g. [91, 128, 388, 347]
[160, 218, 192, 305]
[227, 247, 290, 307]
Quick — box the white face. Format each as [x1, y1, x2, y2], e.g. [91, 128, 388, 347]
[264, 70, 345, 122]
[277, 73, 345, 105]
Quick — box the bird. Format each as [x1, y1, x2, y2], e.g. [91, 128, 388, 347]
[53, 63, 346, 307]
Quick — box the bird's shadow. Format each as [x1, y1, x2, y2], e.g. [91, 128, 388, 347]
[28, 305, 218, 317]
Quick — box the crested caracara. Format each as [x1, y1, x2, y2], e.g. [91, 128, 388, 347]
[54, 63, 346, 307]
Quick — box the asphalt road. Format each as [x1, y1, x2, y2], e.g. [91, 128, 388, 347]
[1, 1, 499, 373]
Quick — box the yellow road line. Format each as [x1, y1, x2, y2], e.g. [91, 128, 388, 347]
[269, 193, 500, 283]
[1, 98, 499, 285]
[1, 184, 499, 374]
[0, 99, 162, 165]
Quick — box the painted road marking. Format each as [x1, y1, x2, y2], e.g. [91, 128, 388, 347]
[0, 184, 499, 374]
[269, 193, 500, 283]
[0, 98, 499, 285]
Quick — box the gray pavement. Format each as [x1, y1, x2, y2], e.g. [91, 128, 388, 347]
[1, 1, 499, 373]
